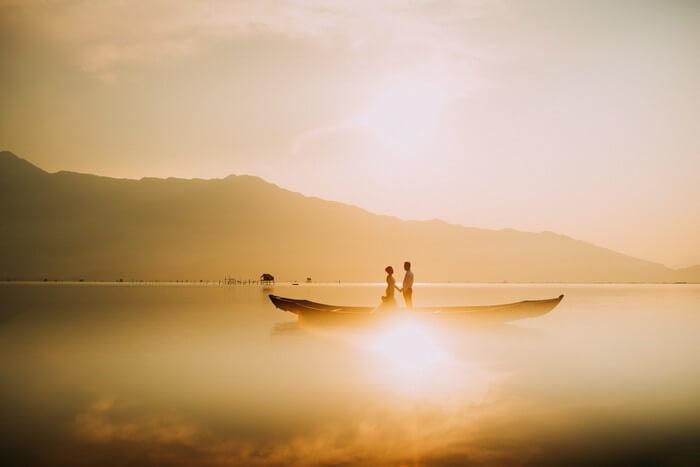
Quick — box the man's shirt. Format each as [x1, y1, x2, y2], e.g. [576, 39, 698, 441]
[403, 271, 414, 290]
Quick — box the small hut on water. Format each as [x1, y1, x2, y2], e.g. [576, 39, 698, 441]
[260, 273, 275, 286]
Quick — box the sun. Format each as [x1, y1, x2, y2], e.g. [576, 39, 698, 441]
[355, 78, 448, 150]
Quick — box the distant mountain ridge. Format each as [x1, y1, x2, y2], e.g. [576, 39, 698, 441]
[1, 151, 697, 282]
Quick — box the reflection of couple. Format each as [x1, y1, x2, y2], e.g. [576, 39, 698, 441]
[382, 261, 414, 308]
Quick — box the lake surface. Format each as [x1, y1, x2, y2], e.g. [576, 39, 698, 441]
[1, 283, 699, 466]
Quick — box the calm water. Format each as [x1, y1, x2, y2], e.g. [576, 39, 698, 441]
[1, 283, 699, 466]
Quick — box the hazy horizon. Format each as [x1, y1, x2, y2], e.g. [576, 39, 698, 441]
[1, 0, 699, 268]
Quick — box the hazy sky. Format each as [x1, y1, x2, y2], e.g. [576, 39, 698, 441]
[1, 0, 698, 267]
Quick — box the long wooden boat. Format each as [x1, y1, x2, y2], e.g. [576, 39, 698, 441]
[269, 294, 564, 325]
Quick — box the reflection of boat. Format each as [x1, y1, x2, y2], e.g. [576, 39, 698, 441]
[269, 294, 564, 324]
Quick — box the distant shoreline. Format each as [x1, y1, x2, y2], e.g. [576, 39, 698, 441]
[1, 280, 696, 286]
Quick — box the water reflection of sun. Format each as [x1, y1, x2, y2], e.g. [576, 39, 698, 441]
[361, 318, 488, 401]
[370, 321, 448, 375]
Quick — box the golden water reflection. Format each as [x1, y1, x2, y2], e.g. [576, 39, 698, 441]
[1, 283, 699, 465]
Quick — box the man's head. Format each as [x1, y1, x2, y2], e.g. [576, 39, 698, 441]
[404, 261, 411, 271]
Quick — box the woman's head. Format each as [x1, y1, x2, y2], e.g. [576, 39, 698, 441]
[385, 266, 394, 274]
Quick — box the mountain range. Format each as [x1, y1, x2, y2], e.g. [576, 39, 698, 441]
[1, 151, 697, 283]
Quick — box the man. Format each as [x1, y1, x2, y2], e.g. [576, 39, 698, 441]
[401, 261, 414, 308]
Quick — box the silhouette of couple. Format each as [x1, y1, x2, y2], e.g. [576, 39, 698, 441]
[382, 261, 414, 309]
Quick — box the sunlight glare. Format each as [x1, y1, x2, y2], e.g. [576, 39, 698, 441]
[367, 320, 452, 394]
[355, 78, 448, 150]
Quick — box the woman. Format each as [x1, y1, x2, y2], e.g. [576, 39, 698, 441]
[382, 266, 400, 306]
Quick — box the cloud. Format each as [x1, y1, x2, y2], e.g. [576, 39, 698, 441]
[0, 0, 499, 80]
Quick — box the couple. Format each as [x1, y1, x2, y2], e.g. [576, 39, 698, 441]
[382, 261, 414, 309]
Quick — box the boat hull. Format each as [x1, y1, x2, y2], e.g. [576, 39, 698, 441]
[269, 294, 564, 325]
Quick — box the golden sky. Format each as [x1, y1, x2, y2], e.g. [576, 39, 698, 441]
[1, 0, 698, 267]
